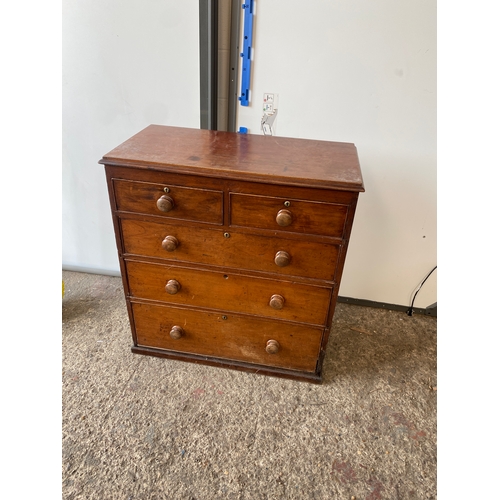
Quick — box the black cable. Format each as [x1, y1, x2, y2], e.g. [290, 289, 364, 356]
[406, 266, 437, 316]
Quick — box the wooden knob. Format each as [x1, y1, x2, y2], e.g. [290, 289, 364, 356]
[169, 325, 184, 340]
[161, 235, 179, 252]
[157, 195, 175, 213]
[274, 251, 290, 267]
[276, 209, 293, 227]
[266, 339, 280, 354]
[165, 279, 181, 295]
[269, 294, 285, 310]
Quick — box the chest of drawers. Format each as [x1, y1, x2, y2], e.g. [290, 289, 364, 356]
[100, 125, 364, 383]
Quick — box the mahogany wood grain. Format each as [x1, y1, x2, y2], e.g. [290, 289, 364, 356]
[131, 302, 321, 372]
[113, 179, 223, 224]
[100, 125, 364, 192]
[125, 260, 332, 326]
[119, 218, 341, 281]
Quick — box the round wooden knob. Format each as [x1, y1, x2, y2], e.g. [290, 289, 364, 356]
[165, 279, 181, 295]
[157, 195, 175, 213]
[274, 251, 290, 267]
[276, 209, 293, 227]
[169, 325, 184, 340]
[266, 339, 280, 354]
[161, 235, 179, 252]
[269, 294, 285, 310]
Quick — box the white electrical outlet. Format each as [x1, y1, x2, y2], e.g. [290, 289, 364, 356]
[261, 93, 278, 136]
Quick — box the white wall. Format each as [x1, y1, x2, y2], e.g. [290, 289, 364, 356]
[237, 0, 436, 308]
[62, 0, 200, 274]
[63, 0, 436, 308]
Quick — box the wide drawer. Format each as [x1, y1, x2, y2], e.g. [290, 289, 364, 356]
[230, 193, 349, 238]
[120, 218, 340, 281]
[126, 260, 332, 326]
[113, 179, 223, 224]
[131, 302, 322, 372]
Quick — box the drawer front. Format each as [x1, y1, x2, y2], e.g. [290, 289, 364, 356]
[120, 218, 340, 281]
[230, 193, 348, 238]
[132, 302, 322, 372]
[113, 179, 223, 224]
[126, 260, 332, 326]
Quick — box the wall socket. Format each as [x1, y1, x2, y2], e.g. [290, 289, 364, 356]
[261, 93, 278, 136]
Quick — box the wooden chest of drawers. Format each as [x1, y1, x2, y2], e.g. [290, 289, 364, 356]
[100, 125, 364, 383]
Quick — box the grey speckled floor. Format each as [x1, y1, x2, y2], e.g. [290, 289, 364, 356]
[62, 270, 436, 500]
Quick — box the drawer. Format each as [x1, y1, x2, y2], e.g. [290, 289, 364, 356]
[126, 260, 332, 326]
[120, 218, 341, 281]
[113, 179, 223, 224]
[131, 302, 322, 372]
[230, 193, 348, 238]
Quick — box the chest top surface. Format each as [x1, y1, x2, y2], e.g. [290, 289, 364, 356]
[99, 125, 364, 192]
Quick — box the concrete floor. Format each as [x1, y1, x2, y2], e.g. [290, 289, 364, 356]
[62, 270, 437, 499]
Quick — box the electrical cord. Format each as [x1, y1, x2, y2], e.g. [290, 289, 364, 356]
[406, 266, 437, 316]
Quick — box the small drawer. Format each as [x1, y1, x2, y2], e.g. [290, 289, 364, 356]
[230, 193, 348, 238]
[113, 179, 223, 224]
[126, 261, 332, 326]
[120, 218, 341, 281]
[131, 302, 322, 372]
